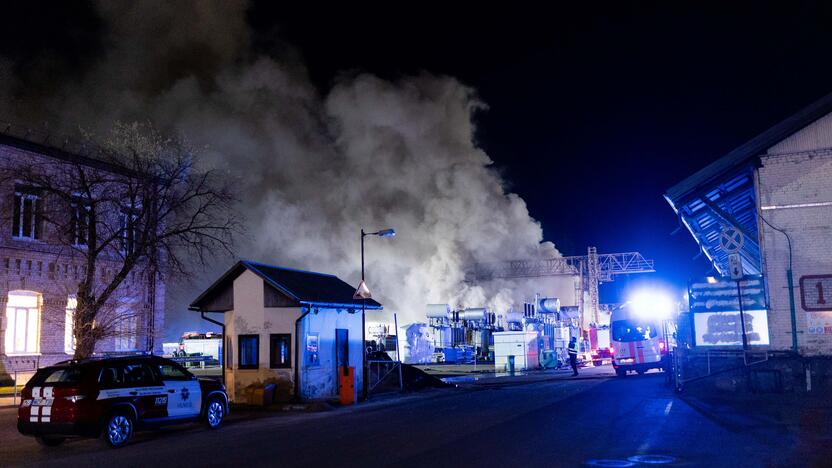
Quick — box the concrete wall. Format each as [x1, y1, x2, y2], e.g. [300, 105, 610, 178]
[298, 307, 363, 401]
[758, 113, 832, 356]
[224, 269, 301, 403]
[223, 269, 365, 403]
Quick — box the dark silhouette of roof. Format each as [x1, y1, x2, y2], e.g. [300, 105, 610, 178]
[189, 260, 382, 311]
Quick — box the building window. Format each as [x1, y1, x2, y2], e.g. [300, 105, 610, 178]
[238, 334, 259, 369]
[269, 334, 291, 369]
[65, 296, 77, 354]
[119, 210, 139, 255]
[4, 291, 41, 354]
[114, 316, 137, 352]
[71, 198, 91, 246]
[306, 333, 319, 366]
[12, 189, 42, 240]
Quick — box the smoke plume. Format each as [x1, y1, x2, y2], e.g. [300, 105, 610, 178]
[0, 1, 558, 339]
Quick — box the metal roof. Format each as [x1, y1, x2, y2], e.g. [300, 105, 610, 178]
[665, 91, 832, 277]
[665, 168, 760, 276]
[189, 260, 383, 311]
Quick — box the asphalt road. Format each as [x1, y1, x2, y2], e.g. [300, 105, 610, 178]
[0, 366, 825, 467]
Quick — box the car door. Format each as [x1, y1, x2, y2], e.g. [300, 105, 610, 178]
[119, 362, 167, 421]
[155, 361, 202, 420]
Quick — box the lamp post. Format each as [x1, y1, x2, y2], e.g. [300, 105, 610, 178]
[359, 228, 395, 400]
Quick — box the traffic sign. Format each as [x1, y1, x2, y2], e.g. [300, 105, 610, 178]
[719, 227, 744, 253]
[728, 253, 743, 280]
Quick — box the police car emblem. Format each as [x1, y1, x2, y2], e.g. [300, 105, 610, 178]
[180, 387, 190, 401]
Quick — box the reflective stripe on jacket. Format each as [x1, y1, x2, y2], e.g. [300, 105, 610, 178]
[567, 342, 578, 356]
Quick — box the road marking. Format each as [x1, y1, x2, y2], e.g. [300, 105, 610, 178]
[584, 460, 636, 467]
[664, 401, 673, 416]
[627, 454, 677, 464]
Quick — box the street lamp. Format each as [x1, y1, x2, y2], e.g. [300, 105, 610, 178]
[361, 228, 395, 281]
[359, 227, 395, 400]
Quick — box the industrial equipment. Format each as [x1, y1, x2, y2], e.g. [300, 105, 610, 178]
[465, 247, 655, 364]
[424, 296, 577, 365]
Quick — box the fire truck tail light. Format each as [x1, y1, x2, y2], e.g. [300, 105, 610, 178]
[63, 395, 86, 403]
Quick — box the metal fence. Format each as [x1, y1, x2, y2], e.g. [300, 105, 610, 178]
[7, 359, 40, 407]
[367, 360, 403, 394]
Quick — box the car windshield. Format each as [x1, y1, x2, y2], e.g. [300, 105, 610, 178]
[612, 319, 658, 342]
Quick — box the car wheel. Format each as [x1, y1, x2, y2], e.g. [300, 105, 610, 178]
[204, 397, 225, 430]
[35, 435, 65, 447]
[102, 411, 134, 448]
[615, 368, 626, 377]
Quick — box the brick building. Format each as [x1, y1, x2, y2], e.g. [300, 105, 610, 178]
[666, 92, 832, 358]
[0, 132, 165, 385]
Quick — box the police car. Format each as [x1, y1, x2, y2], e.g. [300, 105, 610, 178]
[17, 355, 228, 448]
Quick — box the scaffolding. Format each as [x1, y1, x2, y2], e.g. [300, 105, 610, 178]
[466, 247, 655, 330]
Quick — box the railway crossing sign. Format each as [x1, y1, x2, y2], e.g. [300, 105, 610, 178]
[719, 227, 744, 253]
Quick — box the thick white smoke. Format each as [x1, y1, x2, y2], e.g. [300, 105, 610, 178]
[0, 1, 559, 338]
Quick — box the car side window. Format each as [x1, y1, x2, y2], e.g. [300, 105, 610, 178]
[99, 366, 123, 386]
[122, 363, 156, 386]
[157, 363, 192, 381]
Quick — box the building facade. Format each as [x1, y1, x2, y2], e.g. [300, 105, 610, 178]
[0, 133, 165, 385]
[666, 92, 832, 357]
[190, 260, 382, 404]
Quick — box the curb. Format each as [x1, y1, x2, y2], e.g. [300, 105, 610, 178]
[680, 393, 787, 433]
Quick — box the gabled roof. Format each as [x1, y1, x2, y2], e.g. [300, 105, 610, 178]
[189, 260, 382, 311]
[0, 130, 133, 176]
[666, 90, 832, 203]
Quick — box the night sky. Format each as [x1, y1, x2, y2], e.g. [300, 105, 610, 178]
[251, 1, 832, 300]
[4, 1, 832, 303]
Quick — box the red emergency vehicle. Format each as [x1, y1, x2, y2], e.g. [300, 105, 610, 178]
[610, 303, 669, 376]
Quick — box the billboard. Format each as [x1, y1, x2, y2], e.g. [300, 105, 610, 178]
[692, 310, 770, 346]
[689, 276, 770, 347]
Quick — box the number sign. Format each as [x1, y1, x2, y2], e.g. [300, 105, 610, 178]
[800, 275, 832, 311]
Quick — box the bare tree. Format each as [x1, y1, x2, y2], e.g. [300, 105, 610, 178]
[3, 122, 237, 358]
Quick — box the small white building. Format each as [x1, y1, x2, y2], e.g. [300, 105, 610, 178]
[494, 331, 540, 371]
[189, 260, 382, 404]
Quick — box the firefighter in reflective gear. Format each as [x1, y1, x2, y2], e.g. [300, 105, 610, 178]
[568, 337, 579, 376]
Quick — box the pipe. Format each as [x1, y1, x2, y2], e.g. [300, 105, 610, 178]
[787, 269, 798, 353]
[459, 308, 488, 322]
[426, 304, 451, 319]
[537, 297, 561, 314]
[759, 212, 798, 353]
[294, 307, 312, 402]
[199, 311, 225, 386]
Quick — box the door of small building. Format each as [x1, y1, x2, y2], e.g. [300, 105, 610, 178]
[335, 328, 355, 405]
[336, 329, 349, 368]
[335, 329, 349, 392]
